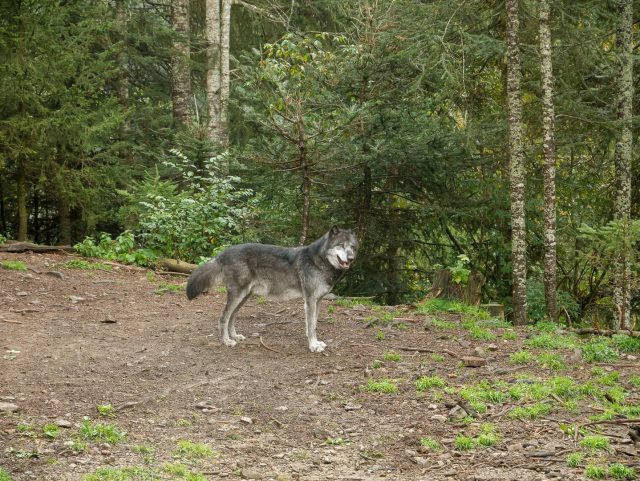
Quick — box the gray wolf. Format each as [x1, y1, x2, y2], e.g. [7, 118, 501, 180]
[186, 226, 358, 352]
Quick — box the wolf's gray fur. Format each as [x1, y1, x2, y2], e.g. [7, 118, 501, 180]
[186, 226, 358, 352]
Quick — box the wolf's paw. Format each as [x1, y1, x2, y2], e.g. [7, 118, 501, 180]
[309, 340, 327, 353]
[223, 338, 237, 347]
[232, 333, 246, 342]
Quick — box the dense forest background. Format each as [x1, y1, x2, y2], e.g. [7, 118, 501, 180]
[1, 0, 638, 326]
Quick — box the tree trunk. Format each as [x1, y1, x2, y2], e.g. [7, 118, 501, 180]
[612, 0, 633, 330]
[16, 157, 28, 241]
[219, 0, 231, 144]
[538, 0, 557, 322]
[205, 0, 222, 142]
[57, 195, 72, 246]
[170, 0, 192, 126]
[505, 0, 528, 325]
[300, 162, 310, 246]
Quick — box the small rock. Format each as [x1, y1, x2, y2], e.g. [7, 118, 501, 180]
[240, 416, 253, 424]
[54, 419, 72, 428]
[321, 456, 333, 464]
[351, 303, 367, 312]
[275, 405, 288, 412]
[16, 291, 28, 297]
[627, 354, 638, 361]
[462, 356, 486, 367]
[344, 402, 362, 411]
[45, 271, 64, 280]
[413, 456, 429, 466]
[69, 295, 85, 303]
[0, 402, 19, 413]
[241, 469, 262, 479]
[431, 414, 447, 423]
[473, 347, 485, 356]
[486, 344, 498, 351]
[428, 403, 438, 410]
[195, 400, 213, 410]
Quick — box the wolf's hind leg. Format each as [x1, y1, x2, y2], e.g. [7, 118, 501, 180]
[218, 289, 250, 346]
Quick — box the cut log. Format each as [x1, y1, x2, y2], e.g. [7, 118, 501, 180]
[428, 269, 485, 306]
[156, 258, 197, 274]
[0, 241, 74, 254]
[480, 303, 505, 319]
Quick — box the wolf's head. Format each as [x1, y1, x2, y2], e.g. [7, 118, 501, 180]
[326, 226, 358, 270]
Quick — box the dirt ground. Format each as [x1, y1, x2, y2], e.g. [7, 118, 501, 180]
[1, 252, 638, 481]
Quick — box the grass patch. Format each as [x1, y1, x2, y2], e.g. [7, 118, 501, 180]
[382, 351, 401, 362]
[415, 376, 446, 392]
[0, 468, 14, 481]
[1, 260, 27, 271]
[429, 318, 457, 329]
[375, 330, 385, 341]
[417, 299, 490, 320]
[566, 452, 584, 467]
[510, 351, 534, 364]
[612, 334, 640, 353]
[326, 437, 349, 446]
[503, 330, 518, 340]
[608, 463, 636, 480]
[581, 338, 619, 363]
[454, 425, 500, 451]
[97, 404, 115, 417]
[42, 423, 60, 439]
[585, 465, 607, 480]
[508, 403, 552, 420]
[526, 332, 577, 349]
[154, 282, 184, 295]
[537, 352, 565, 370]
[83, 466, 160, 481]
[629, 375, 640, 389]
[430, 353, 445, 362]
[79, 421, 125, 444]
[419, 437, 440, 450]
[365, 378, 399, 394]
[454, 434, 475, 451]
[173, 440, 215, 461]
[580, 435, 610, 451]
[334, 298, 377, 308]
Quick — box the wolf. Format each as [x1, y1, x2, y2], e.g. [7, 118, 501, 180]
[186, 226, 358, 352]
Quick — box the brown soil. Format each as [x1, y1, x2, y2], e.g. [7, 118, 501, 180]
[1, 253, 637, 480]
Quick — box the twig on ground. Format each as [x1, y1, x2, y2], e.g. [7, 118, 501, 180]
[259, 335, 282, 354]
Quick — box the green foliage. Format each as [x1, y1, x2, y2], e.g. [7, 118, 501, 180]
[419, 437, 440, 450]
[526, 333, 578, 350]
[172, 440, 215, 461]
[584, 465, 607, 479]
[382, 351, 401, 362]
[510, 351, 534, 364]
[450, 254, 471, 285]
[415, 376, 446, 392]
[454, 435, 475, 451]
[130, 152, 257, 262]
[79, 421, 125, 444]
[608, 464, 636, 480]
[580, 435, 610, 451]
[509, 403, 552, 420]
[611, 335, 640, 353]
[1, 260, 27, 270]
[83, 466, 160, 481]
[75, 232, 155, 267]
[0, 469, 13, 481]
[566, 452, 584, 467]
[96, 404, 115, 417]
[42, 423, 60, 439]
[581, 339, 619, 363]
[65, 259, 112, 271]
[365, 378, 399, 394]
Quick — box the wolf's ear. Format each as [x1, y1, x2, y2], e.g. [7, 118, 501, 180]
[329, 225, 340, 237]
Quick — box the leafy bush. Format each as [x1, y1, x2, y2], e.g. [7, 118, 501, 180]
[75, 231, 155, 266]
[527, 279, 579, 324]
[129, 150, 257, 262]
[581, 338, 619, 363]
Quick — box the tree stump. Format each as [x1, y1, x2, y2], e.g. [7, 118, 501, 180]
[429, 269, 485, 306]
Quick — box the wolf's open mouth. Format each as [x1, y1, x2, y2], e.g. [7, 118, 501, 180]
[339, 260, 351, 269]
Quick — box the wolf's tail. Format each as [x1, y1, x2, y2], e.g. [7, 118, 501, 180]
[186, 260, 222, 300]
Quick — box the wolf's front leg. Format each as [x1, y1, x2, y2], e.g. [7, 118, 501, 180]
[304, 297, 326, 353]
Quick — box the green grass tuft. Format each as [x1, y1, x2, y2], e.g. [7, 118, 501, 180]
[580, 435, 610, 451]
[585, 465, 606, 479]
[608, 463, 636, 480]
[510, 351, 534, 364]
[173, 440, 215, 461]
[419, 437, 440, 450]
[79, 421, 125, 444]
[566, 452, 584, 468]
[382, 351, 401, 362]
[365, 378, 399, 394]
[1, 260, 27, 271]
[415, 376, 446, 392]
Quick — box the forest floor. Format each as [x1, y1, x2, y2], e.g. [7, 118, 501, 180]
[1, 252, 639, 481]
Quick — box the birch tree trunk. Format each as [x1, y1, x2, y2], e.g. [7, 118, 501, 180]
[505, 0, 528, 325]
[538, 0, 557, 322]
[206, 0, 221, 142]
[612, 0, 633, 330]
[170, 0, 192, 126]
[219, 0, 231, 144]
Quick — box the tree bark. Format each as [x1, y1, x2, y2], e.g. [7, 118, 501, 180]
[57, 195, 71, 246]
[219, 0, 231, 144]
[505, 0, 528, 325]
[206, 0, 222, 142]
[170, 0, 192, 126]
[538, 0, 557, 322]
[612, 0, 633, 330]
[16, 157, 28, 241]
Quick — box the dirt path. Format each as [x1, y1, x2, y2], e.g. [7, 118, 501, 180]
[1, 253, 637, 480]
